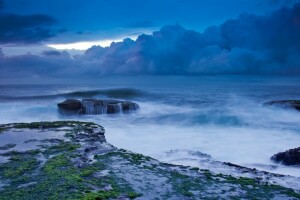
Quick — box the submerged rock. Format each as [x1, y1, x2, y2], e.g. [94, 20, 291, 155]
[271, 147, 300, 166]
[58, 98, 139, 115]
[264, 100, 300, 111]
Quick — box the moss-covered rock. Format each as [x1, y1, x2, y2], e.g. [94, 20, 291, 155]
[0, 121, 299, 200]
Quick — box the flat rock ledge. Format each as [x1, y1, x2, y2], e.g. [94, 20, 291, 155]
[0, 121, 299, 199]
[271, 147, 300, 166]
[264, 100, 300, 111]
[58, 98, 139, 115]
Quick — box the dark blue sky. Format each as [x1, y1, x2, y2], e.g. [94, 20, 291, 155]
[1, 0, 298, 44]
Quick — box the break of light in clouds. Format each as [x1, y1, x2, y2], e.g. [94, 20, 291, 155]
[46, 31, 151, 50]
[0, 0, 300, 82]
[47, 39, 124, 50]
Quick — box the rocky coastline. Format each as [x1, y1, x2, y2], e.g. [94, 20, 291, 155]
[0, 121, 299, 199]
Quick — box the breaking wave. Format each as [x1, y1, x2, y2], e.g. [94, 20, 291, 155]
[0, 88, 146, 101]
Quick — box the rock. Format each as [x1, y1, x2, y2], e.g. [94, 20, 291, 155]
[264, 100, 300, 111]
[57, 99, 82, 114]
[58, 98, 139, 115]
[122, 101, 140, 111]
[271, 147, 300, 166]
[0, 121, 300, 198]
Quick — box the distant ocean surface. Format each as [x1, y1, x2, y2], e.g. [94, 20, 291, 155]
[1, 75, 300, 177]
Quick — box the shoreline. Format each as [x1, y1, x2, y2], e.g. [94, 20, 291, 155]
[0, 121, 299, 199]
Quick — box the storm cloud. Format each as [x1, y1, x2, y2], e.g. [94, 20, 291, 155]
[1, 2, 300, 79]
[0, 0, 56, 44]
[0, 14, 56, 44]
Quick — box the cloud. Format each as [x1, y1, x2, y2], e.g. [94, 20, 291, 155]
[1, 2, 300, 79]
[0, 13, 56, 44]
[0, 48, 4, 58]
[219, 3, 300, 74]
[267, 0, 299, 6]
[0, 0, 56, 44]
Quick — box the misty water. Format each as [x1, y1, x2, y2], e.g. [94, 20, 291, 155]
[1, 75, 300, 178]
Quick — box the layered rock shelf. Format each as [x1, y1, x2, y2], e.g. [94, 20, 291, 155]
[264, 100, 300, 111]
[58, 99, 139, 115]
[0, 121, 299, 199]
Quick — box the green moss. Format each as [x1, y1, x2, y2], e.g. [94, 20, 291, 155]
[267, 184, 300, 198]
[12, 121, 97, 129]
[2, 152, 137, 200]
[219, 175, 300, 199]
[0, 127, 7, 133]
[82, 192, 99, 200]
[1, 121, 299, 199]
[95, 151, 152, 165]
[0, 153, 40, 179]
[0, 143, 16, 150]
[128, 192, 142, 199]
[1, 149, 41, 158]
[83, 189, 136, 200]
[225, 176, 256, 186]
[31, 154, 92, 198]
[96, 189, 120, 199]
[128, 153, 147, 165]
[42, 154, 70, 173]
[43, 142, 80, 155]
[168, 171, 199, 198]
[80, 166, 99, 177]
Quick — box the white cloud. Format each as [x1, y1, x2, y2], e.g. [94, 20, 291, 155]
[47, 39, 123, 50]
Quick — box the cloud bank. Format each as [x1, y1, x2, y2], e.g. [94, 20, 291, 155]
[0, 0, 56, 44]
[0, 14, 56, 44]
[1, 2, 300, 79]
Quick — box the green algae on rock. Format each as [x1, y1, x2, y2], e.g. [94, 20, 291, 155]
[0, 121, 299, 200]
[0, 144, 16, 150]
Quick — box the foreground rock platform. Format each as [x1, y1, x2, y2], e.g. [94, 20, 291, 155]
[271, 147, 300, 166]
[0, 121, 299, 199]
[264, 100, 300, 111]
[58, 99, 139, 115]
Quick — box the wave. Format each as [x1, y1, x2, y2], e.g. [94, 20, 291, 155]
[0, 88, 146, 101]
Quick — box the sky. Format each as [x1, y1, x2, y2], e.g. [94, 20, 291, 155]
[1, 0, 298, 49]
[0, 0, 300, 81]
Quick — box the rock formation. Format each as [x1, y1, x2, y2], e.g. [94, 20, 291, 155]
[271, 147, 300, 166]
[264, 100, 300, 111]
[58, 99, 139, 115]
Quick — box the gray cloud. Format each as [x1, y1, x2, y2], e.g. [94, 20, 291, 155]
[0, 48, 4, 58]
[268, 0, 299, 6]
[1, 2, 300, 79]
[0, 13, 56, 44]
[0, 0, 56, 44]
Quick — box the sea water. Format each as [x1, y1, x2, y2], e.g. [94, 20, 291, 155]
[0, 75, 300, 178]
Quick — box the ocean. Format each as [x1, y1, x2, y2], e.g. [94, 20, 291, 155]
[1, 75, 300, 178]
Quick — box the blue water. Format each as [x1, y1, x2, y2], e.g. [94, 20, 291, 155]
[1, 75, 300, 177]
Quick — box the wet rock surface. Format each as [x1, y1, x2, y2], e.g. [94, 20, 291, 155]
[0, 121, 299, 200]
[58, 99, 139, 115]
[264, 100, 300, 111]
[271, 147, 300, 166]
